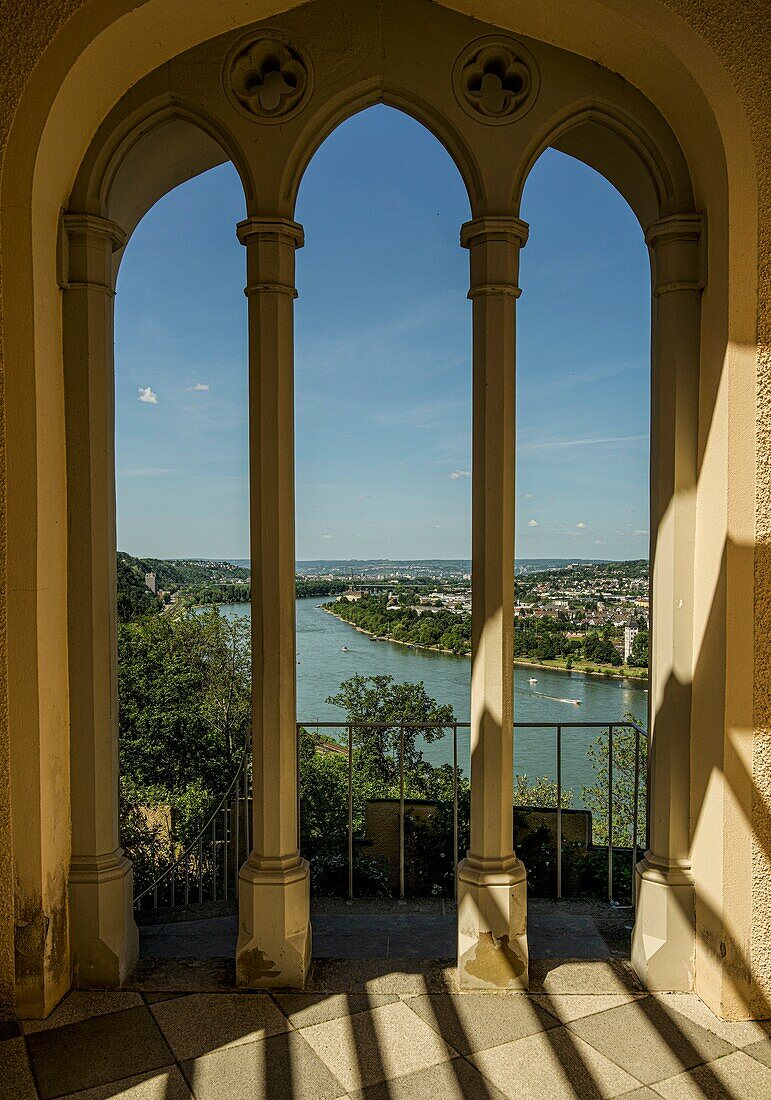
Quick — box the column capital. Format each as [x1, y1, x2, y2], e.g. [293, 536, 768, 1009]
[645, 212, 705, 296]
[236, 216, 305, 249]
[61, 213, 127, 294]
[460, 215, 529, 250]
[63, 212, 127, 251]
[462, 216, 529, 300]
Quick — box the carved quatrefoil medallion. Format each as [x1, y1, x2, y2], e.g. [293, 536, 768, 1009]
[453, 37, 539, 124]
[225, 33, 312, 122]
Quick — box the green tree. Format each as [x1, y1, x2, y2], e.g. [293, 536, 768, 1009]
[581, 717, 648, 846]
[116, 553, 161, 622]
[118, 609, 251, 888]
[514, 774, 573, 808]
[326, 674, 454, 795]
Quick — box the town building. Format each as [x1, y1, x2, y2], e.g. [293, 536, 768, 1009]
[625, 622, 640, 662]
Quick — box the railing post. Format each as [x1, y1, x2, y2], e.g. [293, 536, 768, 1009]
[297, 725, 302, 852]
[223, 807, 229, 900]
[234, 789, 240, 900]
[453, 723, 459, 903]
[632, 724, 641, 908]
[399, 725, 405, 901]
[348, 724, 354, 902]
[556, 725, 562, 901]
[608, 725, 614, 903]
[211, 818, 217, 901]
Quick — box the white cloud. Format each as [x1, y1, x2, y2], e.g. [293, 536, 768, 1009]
[138, 386, 157, 404]
[322, 533, 333, 541]
[577, 522, 587, 529]
[519, 432, 647, 455]
[528, 519, 538, 527]
[448, 470, 471, 480]
[634, 529, 649, 536]
[189, 382, 210, 392]
[433, 524, 443, 529]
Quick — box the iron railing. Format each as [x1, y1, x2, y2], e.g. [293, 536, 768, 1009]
[133, 741, 251, 911]
[132, 718, 647, 913]
[297, 719, 648, 905]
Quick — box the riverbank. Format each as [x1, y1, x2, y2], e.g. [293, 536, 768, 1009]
[321, 605, 465, 658]
[512, 654, 647, 683]
[322, 606, 648, 683]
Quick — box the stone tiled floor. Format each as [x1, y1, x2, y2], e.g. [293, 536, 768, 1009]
[4, 963, 771, 1099]
[138, 902, 613, 961]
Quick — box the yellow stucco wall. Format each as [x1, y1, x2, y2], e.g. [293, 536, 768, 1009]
[0, 0, 768, 1018]
[652, 0, 769, 1016]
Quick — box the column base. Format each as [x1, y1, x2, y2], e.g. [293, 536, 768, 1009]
[69, 849, 139, 988]
[631, 855, 695, 991]
[457, 856, 528, 989]
[236, 856, 311, 989]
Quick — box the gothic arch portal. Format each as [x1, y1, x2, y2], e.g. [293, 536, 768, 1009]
[2, 0, 760, 1020]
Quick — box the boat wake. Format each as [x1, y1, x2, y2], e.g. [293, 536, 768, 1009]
[529, 690, 582, 706]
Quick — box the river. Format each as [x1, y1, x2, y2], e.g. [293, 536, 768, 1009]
[218, 597, 648, 805]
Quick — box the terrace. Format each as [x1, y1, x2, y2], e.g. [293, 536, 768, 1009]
[2, 2, 769, 1099]
[8, 950, 771, 1097]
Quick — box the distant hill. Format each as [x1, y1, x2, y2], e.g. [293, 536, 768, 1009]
[135, 556, 646, 578]
[270, 557, 640, 575]
[116, 553, 251, 622]
[116, 553, 161, 622]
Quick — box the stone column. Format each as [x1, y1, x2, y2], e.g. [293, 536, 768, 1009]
[457, 216, 529, 989]
[632, 213, 703, 991]
[235, 217, 310, 989]
[63, 213, 139, 987]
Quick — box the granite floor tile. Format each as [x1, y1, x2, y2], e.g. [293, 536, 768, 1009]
[617, 1091, 661, 1099]
[127, 955, 236, 992]
[22, 991, 144, 1034]
[651, 993, 771, 1048]
[530, 959, 644, 995]
[272, 992, 399, 1029]
[149, 992, 288, 1061]
[0, 1036, 38, 1100]
[470, 1026, 642, 1099]
[404, 992, 557, 1054]
[304, 958, 459, 994]
[566, 999, 735, 1085]
[182, 1029, 347, 1099]
[57, 1065, 193, 1099]
[532, 993, 648, 1024]
[299, 999, 457, 1092]
[651, 1049, 771, 1098]
[742, 1035, 771, 1067]
[349, 1056, 509, 1099]
[26, 1005, 172, 1100]
[313, 934, 391, 959]
[528, 915, 610, 959]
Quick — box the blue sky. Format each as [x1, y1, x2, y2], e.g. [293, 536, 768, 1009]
[115, 105, 650, 561]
